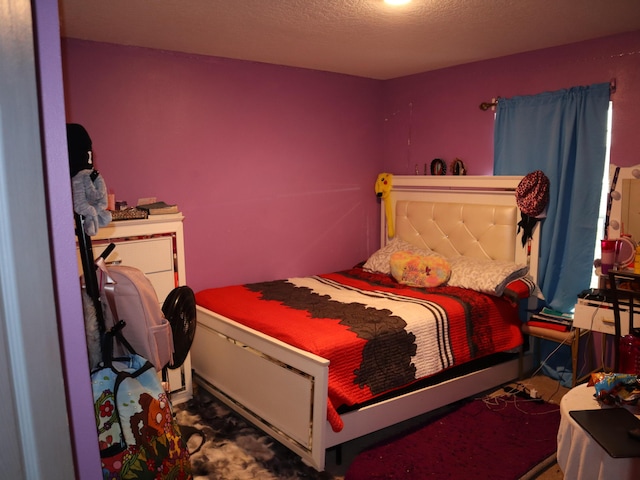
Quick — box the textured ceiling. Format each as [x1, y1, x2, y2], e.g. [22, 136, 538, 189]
[58, 0, 640, 80]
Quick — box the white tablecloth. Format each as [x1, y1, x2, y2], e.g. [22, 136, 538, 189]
[557, 383, 640, 480]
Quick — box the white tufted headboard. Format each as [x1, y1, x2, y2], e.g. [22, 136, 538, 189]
[381, 176, 540, 282]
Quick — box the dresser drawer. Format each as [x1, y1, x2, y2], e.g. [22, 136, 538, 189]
[77, 236, 176, 303]
[96, 237, 174, 274]
[146, 270, 176, 304]
[574, 303, 630, 335]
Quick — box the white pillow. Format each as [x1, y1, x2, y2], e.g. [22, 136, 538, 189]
[446, 256, 529, 296]
[363, 238, 434, 275]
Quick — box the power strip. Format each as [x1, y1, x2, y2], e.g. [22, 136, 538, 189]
[504, 384, 541, 400]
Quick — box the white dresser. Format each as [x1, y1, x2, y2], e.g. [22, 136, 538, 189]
[78, 213, 192, 404]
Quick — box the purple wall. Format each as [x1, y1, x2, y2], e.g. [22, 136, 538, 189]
[382, 31, 640, 175]
[34, 0, 102, 477]
[62, 41, 383, 292]
[62, 31, 640, 294]
[55, 28, 639, 478]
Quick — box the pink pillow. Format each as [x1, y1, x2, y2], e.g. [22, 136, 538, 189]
[390, 251, 451, 288]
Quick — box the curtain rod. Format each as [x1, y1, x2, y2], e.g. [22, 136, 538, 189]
[479, 98, 499, 111]
[479, 78, 617, 111]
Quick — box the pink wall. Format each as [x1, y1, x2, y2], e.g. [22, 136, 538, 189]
[34, 1, 102, 477]
[382, 31, 640, 175]
[61, 31, 640, 292]
[54, 30, 639, 478]
[62, 41, 384, 291]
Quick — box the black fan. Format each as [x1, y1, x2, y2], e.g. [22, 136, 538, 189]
[162, 285, 205, 454]
[162, 285, 196, 369]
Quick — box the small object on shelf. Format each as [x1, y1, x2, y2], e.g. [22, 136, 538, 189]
[107, 192, 115, 211]
[528, 307, 574, 331]
[430, 158, 446, 175]
[451, 158, 466, 175]
[137, 201, 179, 215]
[110, 208, 148, 221]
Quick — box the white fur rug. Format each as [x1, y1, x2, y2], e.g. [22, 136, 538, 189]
[174, 390, 336, 480]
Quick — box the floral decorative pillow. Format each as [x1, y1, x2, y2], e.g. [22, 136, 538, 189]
[390, 251, 451, 288]
[446, 256, 530, 297]
[363, 238, 435, 275]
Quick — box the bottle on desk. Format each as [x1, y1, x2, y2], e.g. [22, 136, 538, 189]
[619, 334, 640, 374]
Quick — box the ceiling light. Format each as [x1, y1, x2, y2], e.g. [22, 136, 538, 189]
[384, 0, 412, 5]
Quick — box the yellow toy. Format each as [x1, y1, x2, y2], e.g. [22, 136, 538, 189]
[375, 173, 394, 238]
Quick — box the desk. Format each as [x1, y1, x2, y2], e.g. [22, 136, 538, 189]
[557, 383, 640, 479]
[574, 301, 630, 336]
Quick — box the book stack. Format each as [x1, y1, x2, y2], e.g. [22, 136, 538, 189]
[136, 201, 179, 215]
[528, 307, 574, 332]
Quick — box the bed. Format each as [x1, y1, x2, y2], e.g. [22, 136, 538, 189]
[190, 175, 541, 471]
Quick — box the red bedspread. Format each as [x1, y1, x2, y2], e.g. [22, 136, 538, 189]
[195, 267, 523, 432]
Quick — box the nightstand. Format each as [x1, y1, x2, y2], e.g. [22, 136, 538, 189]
[520, 324, 590, 387]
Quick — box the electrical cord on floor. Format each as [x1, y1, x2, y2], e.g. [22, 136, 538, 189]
[481, 388, 560, 416]
[480, 331, 582, 409]
[502, 382, 542, 400]
[544, 335, 578, 403]
[499, 335, 572, 405]
[530, 333, 572, 379]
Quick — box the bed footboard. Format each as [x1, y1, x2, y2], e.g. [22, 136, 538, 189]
[192, 305, 533, 471]
[191, 305, 330, 470]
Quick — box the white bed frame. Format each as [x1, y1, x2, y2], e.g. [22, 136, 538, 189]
[190, 175, 539, 471]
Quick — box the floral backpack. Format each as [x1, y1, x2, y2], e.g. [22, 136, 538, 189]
[91, 322, 192, 479]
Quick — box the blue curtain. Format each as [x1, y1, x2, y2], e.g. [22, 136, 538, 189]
[494, 83, 610, 313]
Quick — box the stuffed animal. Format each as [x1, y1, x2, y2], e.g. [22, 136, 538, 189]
[72, 170, 111, 236]
[67, 123, 111, 236]
[375, 172, 394, 238]
[390, 251, 451, 288]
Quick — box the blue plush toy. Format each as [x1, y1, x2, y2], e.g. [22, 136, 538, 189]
[67, 123, 111, 236]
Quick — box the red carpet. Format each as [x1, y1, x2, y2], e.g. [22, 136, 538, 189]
[345, 395, 560, 480]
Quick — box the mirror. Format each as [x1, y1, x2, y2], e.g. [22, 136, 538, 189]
[608, 163, 640, 242]
[622, 178, 640, 241]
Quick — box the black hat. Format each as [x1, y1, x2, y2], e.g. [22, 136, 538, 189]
[66, 123, 93, 177]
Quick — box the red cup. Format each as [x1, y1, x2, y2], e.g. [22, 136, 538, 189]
[601, 239, 618, 274]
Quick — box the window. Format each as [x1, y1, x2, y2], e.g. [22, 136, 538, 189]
[590, 102, 613, 288]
